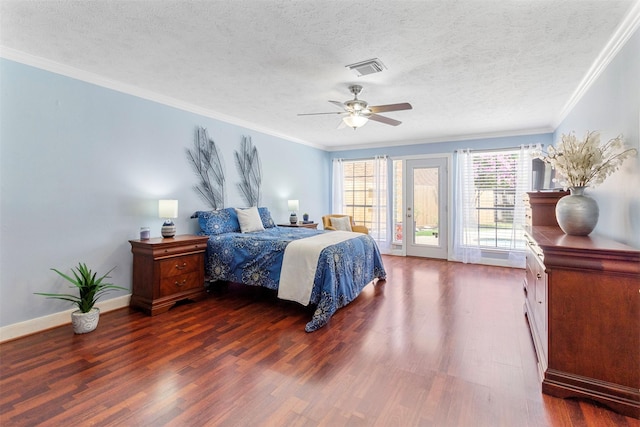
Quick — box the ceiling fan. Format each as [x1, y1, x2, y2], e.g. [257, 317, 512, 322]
[298, 85, 412, 129]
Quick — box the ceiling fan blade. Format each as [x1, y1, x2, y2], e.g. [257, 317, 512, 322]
[368, 102, 413, 113]
[368, 114, 402, 126]
[329, 100, 345, 109]
[298, 112, 344, 116]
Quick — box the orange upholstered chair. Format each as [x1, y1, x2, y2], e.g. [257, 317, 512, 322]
[321, 214, 368, 234]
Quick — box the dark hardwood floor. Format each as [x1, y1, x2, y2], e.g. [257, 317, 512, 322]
[1, 255, 638, 426]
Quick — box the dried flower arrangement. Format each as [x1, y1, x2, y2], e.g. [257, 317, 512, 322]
[534, 131, 637, 188]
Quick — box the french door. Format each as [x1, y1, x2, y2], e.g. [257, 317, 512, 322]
[405, 157, 448, 259]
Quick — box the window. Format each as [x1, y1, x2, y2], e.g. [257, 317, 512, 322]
[453, 146, 534, 267]
[472, 151, 520, 249]
[332, 157, 388, 248]
[342, 160, 375, 229]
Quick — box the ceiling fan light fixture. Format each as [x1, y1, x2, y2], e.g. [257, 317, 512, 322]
[343, 114, 368, 129]
[299, 84, 410, 129]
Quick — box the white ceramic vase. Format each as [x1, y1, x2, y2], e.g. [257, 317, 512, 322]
[71, 308, 100, 334]
[555, 186, 599, 236]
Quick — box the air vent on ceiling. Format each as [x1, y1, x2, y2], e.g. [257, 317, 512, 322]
[345, 58, 386, 76]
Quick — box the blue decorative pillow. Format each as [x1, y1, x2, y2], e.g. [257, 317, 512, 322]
[258, 207, 276, 228]
[197, 208, 240, 235]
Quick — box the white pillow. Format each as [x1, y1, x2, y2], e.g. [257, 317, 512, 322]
[235, 207, 265, 233]
[330, 216, 352, 232]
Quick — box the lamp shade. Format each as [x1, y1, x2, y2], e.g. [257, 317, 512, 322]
[288, 200, 299, 211]
[158, 199, 178, 218]
[343, 114, 368, 129]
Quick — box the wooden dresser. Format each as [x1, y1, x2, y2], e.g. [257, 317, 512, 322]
[129, 235, 209, 315]
[523, 192, 640, 418]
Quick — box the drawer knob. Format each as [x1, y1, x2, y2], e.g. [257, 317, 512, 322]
[175, 262, 187, 270]
[536, 273, 542, 279]
[175, 279, 187, 287]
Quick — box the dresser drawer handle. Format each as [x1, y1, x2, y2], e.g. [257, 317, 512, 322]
[175, 262, 187, 270]
[175, 279, 187, 287]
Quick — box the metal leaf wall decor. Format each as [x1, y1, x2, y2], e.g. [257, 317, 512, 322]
[186, 127, 225, 209]
[234, 136, 262, 207]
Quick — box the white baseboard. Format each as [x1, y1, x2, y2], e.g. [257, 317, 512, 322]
[0, 294, 131, 343]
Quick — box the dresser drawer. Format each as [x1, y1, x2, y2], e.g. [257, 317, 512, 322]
[159, 271, 202, 296]
[159, 255, 200, 277]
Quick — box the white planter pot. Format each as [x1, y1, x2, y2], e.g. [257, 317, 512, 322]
[71, 308, 100, 334]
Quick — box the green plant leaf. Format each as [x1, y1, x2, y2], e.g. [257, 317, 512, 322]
[35, 263, 126, 313]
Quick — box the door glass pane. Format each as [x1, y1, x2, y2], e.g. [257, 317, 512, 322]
[413, 167, 439, 246]
[392, 160, 403, 245]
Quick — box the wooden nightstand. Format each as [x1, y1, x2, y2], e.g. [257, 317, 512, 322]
[129, 234, 209, 315]
[278, 222, 318, 229]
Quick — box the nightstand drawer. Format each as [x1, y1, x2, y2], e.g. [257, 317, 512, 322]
[159, 255, 200, 277]
[159, 271, 202, 296]
[153, 242, 207, 258]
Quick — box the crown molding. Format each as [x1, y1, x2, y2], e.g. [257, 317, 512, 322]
[4, 1, 636, 157]
[553, 0, 640, 128]
[0, 47, 326, 151]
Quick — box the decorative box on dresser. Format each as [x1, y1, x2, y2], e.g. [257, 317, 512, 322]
[523, 191, 640, 419]
[129, 235, 210, 316]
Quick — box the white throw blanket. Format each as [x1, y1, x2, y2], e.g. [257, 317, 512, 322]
[278, 231, 360, 305]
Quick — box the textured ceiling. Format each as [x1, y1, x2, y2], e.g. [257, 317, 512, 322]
[0, 1, 637, 150]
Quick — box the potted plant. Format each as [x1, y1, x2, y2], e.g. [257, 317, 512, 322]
[35, 263, 126, 334]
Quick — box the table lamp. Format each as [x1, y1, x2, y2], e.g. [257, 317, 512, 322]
[159, 199, 178, 238]
[288, 200, 299, 224]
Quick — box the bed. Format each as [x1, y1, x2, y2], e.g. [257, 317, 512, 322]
[195, 207, 386, 332]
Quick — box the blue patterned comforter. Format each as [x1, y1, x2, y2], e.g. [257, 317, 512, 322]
[204, 227, 386, 332]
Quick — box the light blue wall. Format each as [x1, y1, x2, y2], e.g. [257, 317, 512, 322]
[0, 59, 329, 328]
[554, 28, 640, 247]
